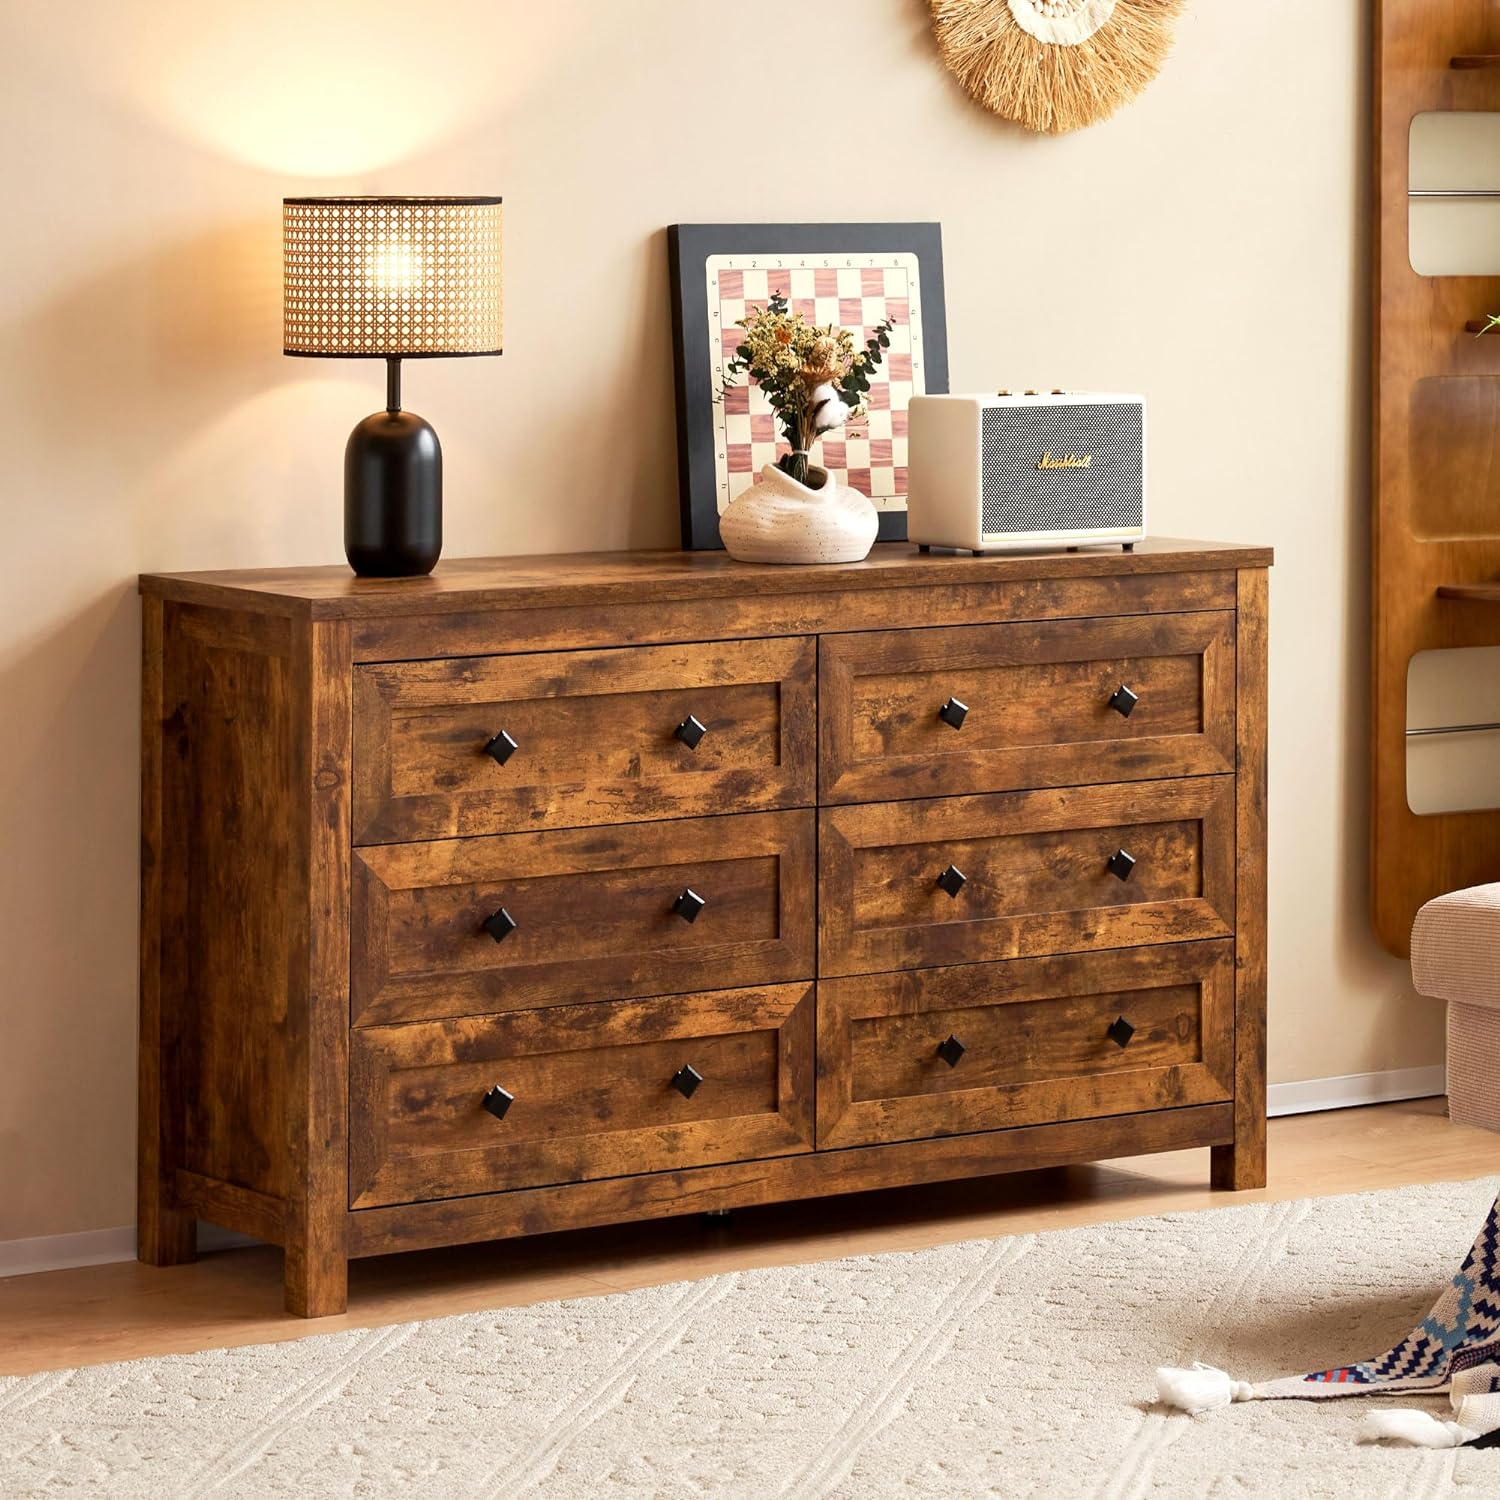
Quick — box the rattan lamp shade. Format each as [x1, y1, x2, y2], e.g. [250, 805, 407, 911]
[283, 196, 503, 358]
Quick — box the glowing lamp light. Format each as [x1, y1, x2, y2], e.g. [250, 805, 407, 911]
[370, 244, 424, 294]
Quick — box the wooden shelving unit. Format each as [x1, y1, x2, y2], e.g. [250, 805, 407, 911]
[1372, 2, 1500, 956]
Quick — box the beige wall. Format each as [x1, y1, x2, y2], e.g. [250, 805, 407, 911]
[0, 0, 1440, 1244]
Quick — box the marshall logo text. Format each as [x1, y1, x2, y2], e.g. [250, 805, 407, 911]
[1036, 452, 1092, 471]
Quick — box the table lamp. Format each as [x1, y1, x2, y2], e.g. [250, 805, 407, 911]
[283, 195, 503, 577]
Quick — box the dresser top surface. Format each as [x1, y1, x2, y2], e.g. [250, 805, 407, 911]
[140, 538, 1273, 619]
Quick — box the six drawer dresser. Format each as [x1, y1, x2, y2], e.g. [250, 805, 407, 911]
[138, 539, 1271, 1315]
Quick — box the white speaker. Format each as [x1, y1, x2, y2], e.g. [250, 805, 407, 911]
[907, 392, 1147, 553]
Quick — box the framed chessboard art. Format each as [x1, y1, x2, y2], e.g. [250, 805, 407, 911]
[668, 223, 948, 551]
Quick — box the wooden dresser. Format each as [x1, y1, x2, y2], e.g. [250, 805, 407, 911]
[138, 540, 1271, 1316]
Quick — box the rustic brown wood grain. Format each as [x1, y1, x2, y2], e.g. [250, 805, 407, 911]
[283, 618, 352, 1316]
[139, 542, 1269, 1316]
[1213, 568, 1270, 1191]
[350, 984, 815, 1206]
[137, 594, 196, 1267]
[817, 942, 1234, 1149]
[346, 572, 1243, 661]
[173, 1169, 286, 1246]
[352, 637, 815, 842]
[139, 540, 1273, 621]
[140, 600, 305, 1284]
[819, 778, 1235, 977]
[351, 810, 816, 1025]
[820, 611, 1235, 804]
[162, 604, 296, 1205]
[345, 1103, 1237, 1257]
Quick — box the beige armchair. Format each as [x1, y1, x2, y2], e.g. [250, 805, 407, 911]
[1411, 884, 1500, 1133]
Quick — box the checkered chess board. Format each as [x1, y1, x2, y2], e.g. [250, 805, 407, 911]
[705, 252, 928, 516]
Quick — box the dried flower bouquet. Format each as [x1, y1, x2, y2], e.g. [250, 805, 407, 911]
[721, 291, 896, 488]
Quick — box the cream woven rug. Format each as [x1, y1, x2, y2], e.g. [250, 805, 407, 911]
[6, 1179, 1500, 1498]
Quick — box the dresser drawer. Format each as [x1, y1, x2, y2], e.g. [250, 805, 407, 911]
[352, 637, 816, 843]
[819, 778, 1233, 976]
[352, 810, 815, 1026]
[816, 943, 1234, 1148]
[819, 613, 1235, 804]
[350, 983, 815, 1206]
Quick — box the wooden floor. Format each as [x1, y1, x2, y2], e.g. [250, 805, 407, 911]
[5, 1098, 1499, 1378]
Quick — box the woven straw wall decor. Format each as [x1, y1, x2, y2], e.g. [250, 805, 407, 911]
[929, 0, 1187, 135]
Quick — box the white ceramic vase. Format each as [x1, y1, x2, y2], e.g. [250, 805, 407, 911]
[718, 464, 879, 565]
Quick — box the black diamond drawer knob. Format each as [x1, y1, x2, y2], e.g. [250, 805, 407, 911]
[672, 888, 707, 924]
[674, 714, 708, 750]
[1107, 684, 1139, 719]
[483, 906, 518, 943]
[671, 1064, 704, 1099]
[1106, 1016, 1136, 1050]
[484, 729, 520, 765]
[935, 1034, 967, 1068]
[482, 1085, 515, 1120]
[935, 864, 968, 899]
[938, 696, 970, 730]
[1106, 849, 1137, 882]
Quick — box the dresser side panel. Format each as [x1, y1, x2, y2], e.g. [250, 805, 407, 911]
[158, 602, 297, 1208]
[1213, 566, 1269, 1189]
[138, 594, 196, 1264]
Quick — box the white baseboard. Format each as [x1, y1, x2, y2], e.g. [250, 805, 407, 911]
[0, 1069, 1451, 1279]
[1266, 1064, 1447, 1117]
[0, 1223, 258, 1280]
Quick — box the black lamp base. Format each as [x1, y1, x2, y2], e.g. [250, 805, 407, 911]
[344, 407, 442, 578]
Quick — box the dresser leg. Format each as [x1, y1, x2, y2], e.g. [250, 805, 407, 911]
[137, 1202, 197, 1266]
[1209, 1138, 1266, 1192]
[284, 1244, 348, 1318]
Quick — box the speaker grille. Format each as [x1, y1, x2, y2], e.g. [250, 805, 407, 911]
[980, 404, 1142, 536]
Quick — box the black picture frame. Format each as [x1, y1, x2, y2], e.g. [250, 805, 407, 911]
[668, 222, 949, 551]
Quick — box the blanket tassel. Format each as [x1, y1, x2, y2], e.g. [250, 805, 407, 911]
[1155, 1364, 1255, 1414]
[1357, 1409, 1476, 1448]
